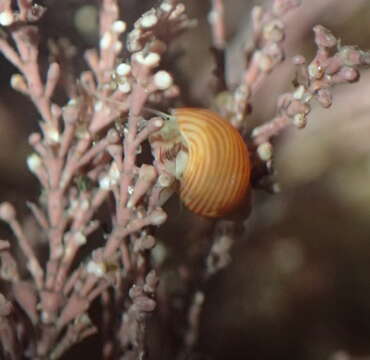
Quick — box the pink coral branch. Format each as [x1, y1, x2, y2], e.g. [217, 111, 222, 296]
[252, 25, 370, 164]
[0, 203, 44, 289]
[229, 0, 301, 127]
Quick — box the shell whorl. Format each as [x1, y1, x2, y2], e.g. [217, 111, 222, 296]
[174, 108, 251, 218]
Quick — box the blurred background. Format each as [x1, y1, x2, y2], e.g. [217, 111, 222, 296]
[2, 0, 370, 359]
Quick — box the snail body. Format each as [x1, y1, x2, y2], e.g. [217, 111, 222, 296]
[150, 108, 251, 218]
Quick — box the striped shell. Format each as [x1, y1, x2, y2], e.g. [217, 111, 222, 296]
[175, 108, 251, 218]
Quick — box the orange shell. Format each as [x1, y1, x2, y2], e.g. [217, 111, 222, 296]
[174, 108, 251, 218]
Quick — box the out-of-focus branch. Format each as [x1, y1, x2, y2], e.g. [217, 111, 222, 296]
[226, 0, 301, 128]
[209, 0, 225, 50]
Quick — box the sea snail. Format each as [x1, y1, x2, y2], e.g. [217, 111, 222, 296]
[149, 108, 251, 218]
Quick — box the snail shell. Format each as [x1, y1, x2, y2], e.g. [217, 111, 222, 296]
[150, 108, 251, 218]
